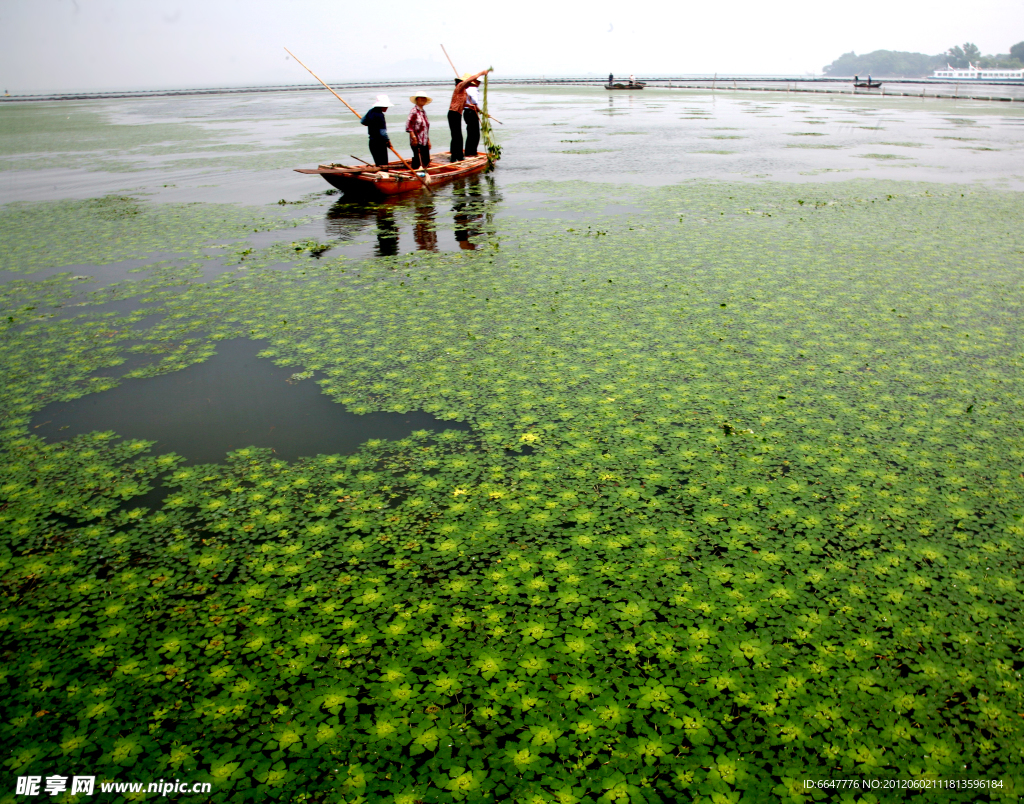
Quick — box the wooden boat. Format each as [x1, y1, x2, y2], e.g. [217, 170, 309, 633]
[295, 152, 489, 195]
[605, 82, 645, 90]
[852, 77, 883, 88]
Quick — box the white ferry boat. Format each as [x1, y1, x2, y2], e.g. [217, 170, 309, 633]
[930, 63, 1024, 80]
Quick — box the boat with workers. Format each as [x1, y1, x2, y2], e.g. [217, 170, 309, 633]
[296, 153, 490, 196]
[287, 46, 499, 198]
[605, 73, 645, 90]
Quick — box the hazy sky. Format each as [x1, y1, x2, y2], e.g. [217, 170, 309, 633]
[1, 0, 1022, 93]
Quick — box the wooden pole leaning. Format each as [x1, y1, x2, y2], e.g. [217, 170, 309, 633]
[284, 48, 432, 193]
[441, 44, 460, 78]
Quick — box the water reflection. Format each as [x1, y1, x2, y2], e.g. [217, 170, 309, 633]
[413, 196, 438, 252]
[322, 174, 502, 257]
[453, 180, 483, 250]
[454, 174, 501, 250]
[324, 198, 375, 242]
[375, 207, 399, 257]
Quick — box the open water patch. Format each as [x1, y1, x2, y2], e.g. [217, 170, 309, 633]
[30, 337, 470, 465]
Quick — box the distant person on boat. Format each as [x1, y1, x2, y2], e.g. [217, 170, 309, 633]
[406, 94, 433, 170]
[448, 68, 491, 162]
[464, 79, 483, 157]
[360, 94, 392, 167]
[608, 73, 613, 85]
[629, 74, 635, 86]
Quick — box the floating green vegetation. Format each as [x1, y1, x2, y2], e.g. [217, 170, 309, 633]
[785, 143, 844, 150]
[2, 178, 1024, 801]
[0, 195, 307, 275]
[858, 153, 913, 160]
[692, 150, 737, 155]
[557, 149, 616, 155]
[785, 132, 827, 137]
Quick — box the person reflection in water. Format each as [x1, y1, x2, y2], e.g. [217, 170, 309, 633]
[375, 206, 399, 257]
[452, 180, 484, 250]
[413, 197, 438, 252]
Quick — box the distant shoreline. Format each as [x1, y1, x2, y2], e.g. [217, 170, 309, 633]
[4, 75, 1024, 104]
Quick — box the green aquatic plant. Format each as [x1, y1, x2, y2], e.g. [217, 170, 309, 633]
[481, 72, 502, 165]
[0, 195, 308, 275]
[1, 178, 1023, 801]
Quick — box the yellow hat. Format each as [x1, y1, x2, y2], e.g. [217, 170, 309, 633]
[461, 73, 472, 81]
[409, 94, 433, 104]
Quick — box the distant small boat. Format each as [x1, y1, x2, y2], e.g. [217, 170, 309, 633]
[295, 153, 489, 195]
[853, 76, 883, 88]
[605, 82, 645, 90]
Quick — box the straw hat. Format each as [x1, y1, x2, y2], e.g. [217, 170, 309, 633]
[373, 94, 392, 107]
[409, 93, 433, 104]
[460, 73, 472, 81]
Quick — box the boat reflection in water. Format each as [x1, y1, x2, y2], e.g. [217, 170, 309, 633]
[323, 174, 501, 258]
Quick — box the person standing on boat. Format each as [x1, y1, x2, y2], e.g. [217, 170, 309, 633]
[406, 94, 432, 170]
[360, 94, 392, 167]
[448, 68, 491, 162]
[464, 78, 483, 157]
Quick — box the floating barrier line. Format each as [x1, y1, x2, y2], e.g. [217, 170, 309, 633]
[3, 77, 1022, 104]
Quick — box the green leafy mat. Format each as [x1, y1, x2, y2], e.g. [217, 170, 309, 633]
[1, 179, 1022, 802]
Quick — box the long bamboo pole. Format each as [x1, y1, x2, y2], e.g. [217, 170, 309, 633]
[284, 48, 432, 193]
[441, 44, 459, 78]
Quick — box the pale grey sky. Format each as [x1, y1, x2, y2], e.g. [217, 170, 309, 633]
[1, 0, 1022, 93]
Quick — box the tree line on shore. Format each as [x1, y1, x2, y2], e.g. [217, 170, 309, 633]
[823, 40, 1024, 77]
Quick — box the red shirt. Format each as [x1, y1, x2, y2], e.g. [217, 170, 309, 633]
[449, 78, 476, 113]
[406, 105, 429, 145]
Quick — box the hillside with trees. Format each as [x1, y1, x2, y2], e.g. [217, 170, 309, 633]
[822, 41, 1024, 76]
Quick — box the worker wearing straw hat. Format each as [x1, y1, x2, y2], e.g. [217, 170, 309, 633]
[406, 93, 433, 170]
[360, 94, 392, 167]
[448, 68, 490, 162]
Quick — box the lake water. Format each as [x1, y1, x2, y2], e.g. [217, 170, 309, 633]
[3, 84, 1022, 208]
[4, 84, 1022, 273]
